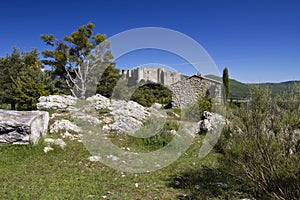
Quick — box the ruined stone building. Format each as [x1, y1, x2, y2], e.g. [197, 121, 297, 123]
[170, 75, 222, 108]
[122, 67, 181, 86]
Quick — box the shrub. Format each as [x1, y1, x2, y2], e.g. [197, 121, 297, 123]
[219, 86, 300, 199]
[130, 83, 172, 107]
[182, 94, 212, 122]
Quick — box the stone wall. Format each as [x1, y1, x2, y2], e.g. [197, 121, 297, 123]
[170, 75, 222, 108]
[122, 67, 181, 86]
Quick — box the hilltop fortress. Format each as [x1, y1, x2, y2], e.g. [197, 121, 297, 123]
[122, 67, 222, 107]
[122, 67, 181, 86]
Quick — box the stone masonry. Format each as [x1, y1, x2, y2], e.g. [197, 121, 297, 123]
[170, 75, 222, 108]
[122, 67, 181, 86]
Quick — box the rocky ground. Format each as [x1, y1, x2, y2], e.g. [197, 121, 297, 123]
[36, 94, 226, 156]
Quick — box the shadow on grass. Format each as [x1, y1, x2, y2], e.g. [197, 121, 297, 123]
[167, 166, 253, 200]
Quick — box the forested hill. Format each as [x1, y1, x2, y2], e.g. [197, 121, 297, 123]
[205, 75, 300, 99]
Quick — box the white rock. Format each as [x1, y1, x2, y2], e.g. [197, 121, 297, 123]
[37, 95, 77, 110]
[54, 138, 67, 149]
[50, 119, 81, 134]
[44, 138, 55, 144]
[0, 109, 49, 145]
[86, 94, 111, 109]
[89, 156, 102, 162]
[43, 146, 54, 153]
[198, 111, 225, 133]
[150, 103, 163, 110]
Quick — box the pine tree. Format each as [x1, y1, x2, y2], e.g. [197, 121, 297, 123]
[41, 22, 113, 99]
[0, 47, 52, 110]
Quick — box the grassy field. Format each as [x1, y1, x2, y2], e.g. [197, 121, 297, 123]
[0, 132, 246, 200]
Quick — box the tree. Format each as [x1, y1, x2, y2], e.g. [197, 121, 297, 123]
[41, 22, 113, 99]
[130, 82, 172, 107]
[222, 67, 229, 101]
[0, 47, 52, 110]
[96, 63, 121, 98]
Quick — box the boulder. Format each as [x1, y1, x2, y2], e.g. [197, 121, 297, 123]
[150, 103, 163, 110]
[0, 109, 49, 144]
[102, 100, 150, 134]
[86, 94, 110, 109]
[50, 119, 81, 134]
[37, 95, 77, 110]
[197, 111, 225, 133]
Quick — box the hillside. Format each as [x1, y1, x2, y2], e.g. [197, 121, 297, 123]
[205, 75, 251, 99]
[250, 81, 300, 94]
[205, 75, 299, 99]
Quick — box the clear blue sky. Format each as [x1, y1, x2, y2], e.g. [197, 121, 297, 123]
[1, 0, 300, 83]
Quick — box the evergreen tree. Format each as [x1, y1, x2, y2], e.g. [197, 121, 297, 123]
[222, 67, 229, 101]
[0, 47, 52, 110]
[41, 22, 113, 98]
[96, 63, 121, 98]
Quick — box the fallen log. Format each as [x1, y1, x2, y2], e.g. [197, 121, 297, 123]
[0, 109, 49, 145]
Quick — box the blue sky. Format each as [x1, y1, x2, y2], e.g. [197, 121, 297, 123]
[1, 0, 300, 83]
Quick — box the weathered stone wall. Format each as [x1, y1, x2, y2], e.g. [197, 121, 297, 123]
[170, 75, 222, 108]
[162, 70, 181, 86]
[122, 67, 181, 86]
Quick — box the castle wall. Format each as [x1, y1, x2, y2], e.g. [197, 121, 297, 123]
[125, 67, 181, 86]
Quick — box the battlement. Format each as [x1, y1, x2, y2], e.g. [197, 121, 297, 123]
[122, 67, 181, 86]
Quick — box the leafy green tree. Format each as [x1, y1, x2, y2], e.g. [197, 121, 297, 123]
[222, 67, 229, 101]
[41, 22, 113, 98]
[0, 47, 52, 110]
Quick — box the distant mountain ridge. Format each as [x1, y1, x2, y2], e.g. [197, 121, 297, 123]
[205, 75, 300, 99]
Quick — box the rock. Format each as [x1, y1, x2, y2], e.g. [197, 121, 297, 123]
[86, 94, 110, 109]
[50, 119, 81, 134]
[44, 138, 55, 144]
[73, 114, 101, 125]
[89, 156, 102, 162]
[150, 103, 163, 110]
[43, 146, 54, 153]
[37, 95, 77, 110]
[61, 131, 83, 141]
[44, 138, 67, 149]
[102, 115, 144, 134]
[38, 94, 154, 136]
[0, 109, 49, 145]
[102, 100, 150, 134]
[197, 111, 225, 133]
[54, 138, 67, 149]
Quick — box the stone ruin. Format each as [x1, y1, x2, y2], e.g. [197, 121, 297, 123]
[170, 75, 222, 108]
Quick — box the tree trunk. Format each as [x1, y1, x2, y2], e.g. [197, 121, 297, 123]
[10, 100, 16, 110]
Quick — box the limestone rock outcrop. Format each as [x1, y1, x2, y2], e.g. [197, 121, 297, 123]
[37, 95, 77, 110]
[0, 109, 49, 144]
[197, 111, 225, 133]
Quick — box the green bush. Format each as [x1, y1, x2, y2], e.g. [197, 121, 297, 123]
[219, 86, 300, 199]
[130, 82, 172, 107]
[182, 94, 212, 122]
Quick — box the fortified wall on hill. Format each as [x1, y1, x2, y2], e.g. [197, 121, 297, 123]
[122, 67, 222, 108]
[122, 67, 181, 86]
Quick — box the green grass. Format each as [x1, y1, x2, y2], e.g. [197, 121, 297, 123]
[0, 133, 244, 199]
